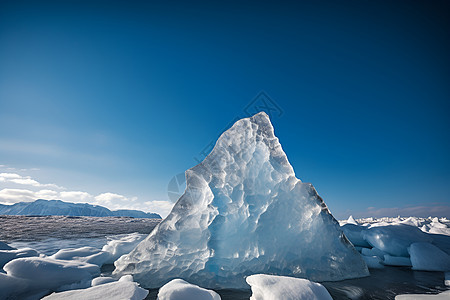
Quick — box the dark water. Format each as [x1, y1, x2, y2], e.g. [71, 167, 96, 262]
[1, 216, 448, 299]
[0, 215, 160, 242]
[141, 268, 447, 300]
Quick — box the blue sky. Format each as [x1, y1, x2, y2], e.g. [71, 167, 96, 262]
[0, 0, 449, 218]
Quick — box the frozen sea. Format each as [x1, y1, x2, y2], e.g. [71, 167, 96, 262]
[0, 215, 448, 300]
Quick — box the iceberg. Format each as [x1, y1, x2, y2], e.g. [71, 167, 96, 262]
[114, 112, 368, 288]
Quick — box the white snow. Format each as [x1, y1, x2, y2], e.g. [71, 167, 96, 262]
[0, 247, 38, 268]
[41, 275, 149, 300]
[50, 246, 111, 267]
[0, 232, 153, 299]
[408, 242, 450, 271]
[246, 274, 332, 300]
[157, 279, 221, 300]
[348, 216, 450, 236]
[101, 232, 146, 264]
[0, 256, 99, 299]
[114, 112, 368, 288]
[346, 215, 358, 225]
[339, 216, 450, 271]
[91, 276, 116, 286]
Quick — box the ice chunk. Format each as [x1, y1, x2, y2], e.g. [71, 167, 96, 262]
[383, 255, 412, 267]
[0, 241, 14, 250]
[114, 112, 368, 288]
[445, 272, 450, 286]
[3, 257, 99, 286]
[363, 224, 432, 257]
[0, 247, 38, 268]
[429, 227, 450, 236]
[361, 247, 386, 258]
[428, 219, 450, 236]
[42, 275, 149, 300]
[1, 257, 100, 299]
[341, 224, 371, 247]
[91, 276, 116, 286]
[50, 247, 111, 267]
[361, 255, 384, 269]
[157, 279, 221, 300]
[346, 215, 358, 225]
[400, 217, 421, 227]
[246, 274, 332, 300]
[0, 272, 36, 300]
[102, 233, 146, 264]
[408, 242, 450, 271]
[395, 290, 450, 299]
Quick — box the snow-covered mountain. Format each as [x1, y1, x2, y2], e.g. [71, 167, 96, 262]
[0, 199, 161, 219]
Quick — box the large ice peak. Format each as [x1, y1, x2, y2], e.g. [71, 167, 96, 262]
[114, 112, 368, 288]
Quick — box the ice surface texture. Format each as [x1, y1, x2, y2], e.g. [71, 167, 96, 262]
[42, 275, 149, 300]
[114, 112, 368, 288]
[157, 279, 221, 300]
[246, 274, 332, 300]
[409, 242, 450, 271]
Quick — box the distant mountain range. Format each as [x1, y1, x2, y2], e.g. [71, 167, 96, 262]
[0, 199, 161, 219]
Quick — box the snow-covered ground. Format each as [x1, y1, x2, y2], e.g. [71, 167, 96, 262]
[0, 233, 148, 300]
[1, 215, 449, 299]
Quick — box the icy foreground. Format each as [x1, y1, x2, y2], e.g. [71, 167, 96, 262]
[0, 234, 147, 299]
[114, 112, 368, 288]
[341, 216, 450, 272]
[41, 275, 148, 300]
[157, 279, 221, 300]
[246, 274, 332, 300]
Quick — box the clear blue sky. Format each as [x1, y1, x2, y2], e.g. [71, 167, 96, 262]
[0, 0, 449, 218]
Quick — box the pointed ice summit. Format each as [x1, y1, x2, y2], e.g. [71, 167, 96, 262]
[114, 112, 368, 288]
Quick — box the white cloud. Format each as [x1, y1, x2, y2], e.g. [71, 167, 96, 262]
[95, 192, 127, 205]
[0, 173, 64, 189]
[10, 178, 41, 186]
[0, 188, 37, 203]
[60, 191, 93, 203]
[0, 173, 22, 179]
[35, 189, 60, 199]
[144, 200, 174, 218]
